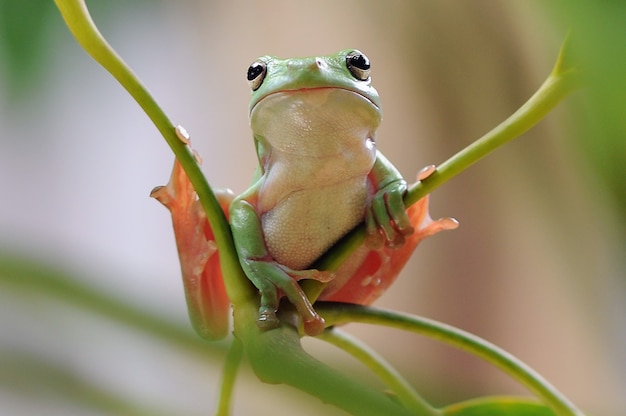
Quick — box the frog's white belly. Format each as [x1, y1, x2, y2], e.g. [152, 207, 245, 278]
[261, 177, 371, 270]
[251, 88, 380, 269]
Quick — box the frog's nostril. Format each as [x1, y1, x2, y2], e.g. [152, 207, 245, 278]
[313, 58, 327, 71]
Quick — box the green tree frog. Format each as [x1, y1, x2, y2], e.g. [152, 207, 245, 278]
[153, 50, 457, 339]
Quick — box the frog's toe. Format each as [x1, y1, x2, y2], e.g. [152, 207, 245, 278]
[257, 308, 280, 330]
[303, 316, 326, 337]
[387, 233, 407, 249]
[365, 212, 385, 249]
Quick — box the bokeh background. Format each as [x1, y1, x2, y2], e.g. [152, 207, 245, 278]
[1, 1, 624, 415]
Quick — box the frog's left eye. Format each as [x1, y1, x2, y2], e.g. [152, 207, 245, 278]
[346, 50, 371, 81]
[247, 60, 267, 91]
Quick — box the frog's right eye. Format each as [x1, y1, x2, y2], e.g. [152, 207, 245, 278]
[346, 50, 371, 81]
[247, 60, 267, 91]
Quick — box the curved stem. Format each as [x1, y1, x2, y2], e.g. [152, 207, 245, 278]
[316, 303, 585, 416]
[53, 0, 251, 304]
[215, 338, 244, 416]
[317, 328, 440, 416]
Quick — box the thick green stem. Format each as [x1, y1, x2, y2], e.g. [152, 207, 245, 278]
[233, 305, 421, 416]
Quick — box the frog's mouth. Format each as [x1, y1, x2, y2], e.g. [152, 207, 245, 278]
[249, 86, 380, 115]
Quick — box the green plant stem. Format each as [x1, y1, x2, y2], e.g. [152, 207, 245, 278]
[318, 328, 440, 416]
[215, 338, 244, 416]
[53, 0, 252, 305]
[316, 303, 585, 416]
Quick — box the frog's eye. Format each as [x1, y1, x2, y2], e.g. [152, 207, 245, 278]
[247, 60, 267, 91]
[346, 50, 371, 81]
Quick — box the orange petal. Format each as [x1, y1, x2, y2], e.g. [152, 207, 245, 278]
[152, 160, 232, 340]
[319, 194, 457, 305]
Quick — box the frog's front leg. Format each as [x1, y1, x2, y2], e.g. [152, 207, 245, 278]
[366, 151, 415, 249]
[229, 196, 331, 336]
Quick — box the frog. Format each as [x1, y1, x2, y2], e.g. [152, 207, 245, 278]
[152, 49, 457, 339]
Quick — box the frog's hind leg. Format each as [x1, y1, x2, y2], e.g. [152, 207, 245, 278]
[229, 199, 326, 336]
[255, 264, 327, 336]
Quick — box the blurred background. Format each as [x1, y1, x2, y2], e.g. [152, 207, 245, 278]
[1, 1, 624, 415]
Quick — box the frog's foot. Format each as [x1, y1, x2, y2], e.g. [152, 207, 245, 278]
[254, 269, 326, 336]
[276, 268, 328, 335]
[290, 293, 326, 336]
[278, 265, 335, 283]
[257, 306, 280, 330]
[264, 294, 325, 336]
[366, 178, 415, 250]
[303, 315, 326, 336]
[256, 305, 324, 336]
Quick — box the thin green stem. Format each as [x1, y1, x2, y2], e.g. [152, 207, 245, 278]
[215, 338, 244, 416]
[53, 0, 251, 304]
[405, 57, 582, 206]
[317, 328, 440, 416]
[317, 303, 585, 416]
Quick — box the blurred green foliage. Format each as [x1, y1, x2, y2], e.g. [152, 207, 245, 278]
[0, 0, 56, 101]
[549, 1, 626, 234]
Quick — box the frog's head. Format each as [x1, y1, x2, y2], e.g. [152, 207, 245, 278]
[247, 49, 381, 114]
